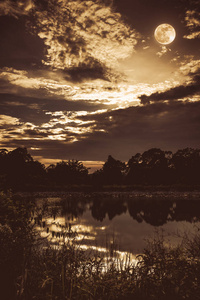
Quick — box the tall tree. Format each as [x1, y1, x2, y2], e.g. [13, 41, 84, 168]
[172, 148, 200, 184]
[100, 155, 126, 185]
[47, 159, 89, 185]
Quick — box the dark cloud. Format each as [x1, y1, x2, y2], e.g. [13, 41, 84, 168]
[0, 0, 199, 164]
[1, 101, 200, 161]
[23, 129, 48, 137]
[0, 93, 110, 125]
[0, 0, 34, 17]
[0, 16, 45, 70]
[139, 69, 200, 104]
[183, 1, 200, 39]
[0, 93, 51, 125]
[64, 61, 110, 83]
[29, 0, 138, 80]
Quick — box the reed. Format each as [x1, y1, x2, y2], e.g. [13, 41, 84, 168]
[1, 192, 200, 300]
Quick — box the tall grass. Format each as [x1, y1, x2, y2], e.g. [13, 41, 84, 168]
[1, 192, 200, 300]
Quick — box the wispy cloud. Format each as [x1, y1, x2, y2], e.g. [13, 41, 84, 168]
[156, 46, 171, 58]
[1, 101, 200, 161]
[0, 67, 76, 98]
[139, 68, 200, 104]
[32, 0, 139, 81]
[0, 0, 34, 17]
[0, 0, 199, 163]
[184, 10, 200, 39]
[0, 114, 19, 126]
[0, 67, 179, 109]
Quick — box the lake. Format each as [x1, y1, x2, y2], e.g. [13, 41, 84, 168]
[33, 191, 200, 262]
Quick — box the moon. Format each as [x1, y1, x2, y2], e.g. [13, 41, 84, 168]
[154, 24, 176, 45]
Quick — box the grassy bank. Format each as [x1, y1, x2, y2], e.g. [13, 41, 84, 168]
[3, 183, 200, 193]
[0, 192, 200, 300]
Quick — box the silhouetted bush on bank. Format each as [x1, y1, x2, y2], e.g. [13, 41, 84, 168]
[0, 147, 200, 191]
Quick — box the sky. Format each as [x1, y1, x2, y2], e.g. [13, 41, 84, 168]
[0, 0, 199, 171]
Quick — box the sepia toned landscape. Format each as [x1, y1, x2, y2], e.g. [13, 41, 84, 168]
[0, 0, 200, 299]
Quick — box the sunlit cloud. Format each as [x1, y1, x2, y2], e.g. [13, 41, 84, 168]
[1, 66, 183, 111]
[40, 110, 107, 142]
[0, 115, 38, 142]
[33, 0, 139, 78]
[156, 46, 171, 58]
[0, 67, 75, 98]
[184, 10, 200, 39]
[179, 58, 200, 77]
[68, 81, 181, 108]
[139, 66, 200, 105]
[0, 0, 199, 163]
[0, 0, 34, 17]
[0, 114, 19, 126]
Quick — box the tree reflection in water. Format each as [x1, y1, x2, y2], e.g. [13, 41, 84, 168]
[54, 193, 200, 226]
[34, 192, 200, 255]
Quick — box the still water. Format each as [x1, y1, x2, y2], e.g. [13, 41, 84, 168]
[33, 191, 200, 260]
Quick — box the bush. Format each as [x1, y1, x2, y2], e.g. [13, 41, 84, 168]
[1, 192, 200, 300]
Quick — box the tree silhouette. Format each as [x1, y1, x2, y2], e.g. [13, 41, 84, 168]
[0, 149, 9, 188]
[126, 148, 170, 185]
[0, 147, 45, 190]
[172, 148, 200, 184]
[47, 159, 89, 186]
[126, 152, 144, 184]
[26, 160, 46, 186]
[0, 147, 199, 190]
[6, 148, 33, 188]
[94, 155, 126, 185]
[142, 148, 169, 184]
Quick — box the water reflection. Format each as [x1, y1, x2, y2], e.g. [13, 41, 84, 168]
[34, 192, 200, 257]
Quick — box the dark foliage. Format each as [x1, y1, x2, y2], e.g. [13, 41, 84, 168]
[1, 192, 200, 300]
[0, 148, 46, 190]
[47, 160, 88, 186]
[0, 192, 35, 299]
[0, 147, 199, 191]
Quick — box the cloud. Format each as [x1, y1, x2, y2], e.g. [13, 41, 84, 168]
[31, 0, 139, 81]
[0, 67, 80, 99]
[156, 46, 171, 58]
[0, 92, 110, 127]
[0, 0, 34, 17]
[1, 0, 199, 164]
[1, 100, 200, 162]
[139, 69, 200, 104]
[0, 67, 176, 108]
[0, 91, 113, 145]
[64, 61, 112, 83]
[0, 16, 44, 70]
[0, 114, 19, 127]
[179, 58, 200, 76]
[184, 9, 200, 39]
[0, 93, 51, 125]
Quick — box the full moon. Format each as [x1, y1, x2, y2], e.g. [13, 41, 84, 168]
[154, 24, 176, 45]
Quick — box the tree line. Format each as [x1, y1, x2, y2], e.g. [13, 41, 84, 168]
[0, 147, 199, 190]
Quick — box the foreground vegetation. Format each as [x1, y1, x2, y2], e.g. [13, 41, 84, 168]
[0, 147, 200, 191]
[1, 192, 200, 300]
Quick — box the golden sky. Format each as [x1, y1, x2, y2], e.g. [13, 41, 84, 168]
[0, 0, 199, 168]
